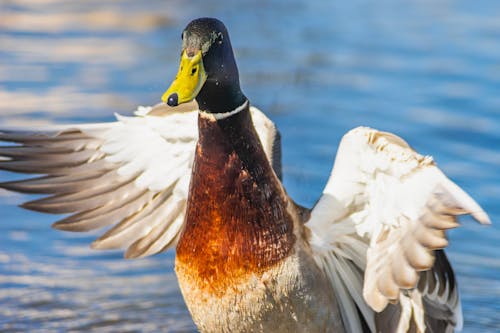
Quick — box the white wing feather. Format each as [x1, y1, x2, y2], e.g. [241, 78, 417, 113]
[307, 126, 490, 332]
[0, 104, 278, 259]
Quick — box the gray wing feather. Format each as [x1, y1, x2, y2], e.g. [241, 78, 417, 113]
[419, 250, 460, 333]
[271, 128, 282, 181]
[0, 116, 192, 258]
[374, 251, 458, 333]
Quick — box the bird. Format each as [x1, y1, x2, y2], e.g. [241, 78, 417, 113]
[0, 17, 491, 333]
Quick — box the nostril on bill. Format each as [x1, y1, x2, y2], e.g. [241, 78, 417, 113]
[167, 93, 179, 107]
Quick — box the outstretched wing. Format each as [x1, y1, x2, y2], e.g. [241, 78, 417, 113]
[306, 127, 490, 333]
[0, 103, 281, 259]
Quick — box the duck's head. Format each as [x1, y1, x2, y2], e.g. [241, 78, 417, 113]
[162, 18, 246, 113]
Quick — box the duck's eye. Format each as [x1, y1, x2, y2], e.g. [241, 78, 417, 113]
[191, 67, 197, 75]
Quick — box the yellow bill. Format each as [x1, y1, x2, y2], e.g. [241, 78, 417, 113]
[162, 50, 207, 106]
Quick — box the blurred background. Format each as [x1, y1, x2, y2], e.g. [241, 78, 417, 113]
[0, 0, 499, 332]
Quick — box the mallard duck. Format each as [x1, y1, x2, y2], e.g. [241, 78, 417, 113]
[0, 17, 490, 333]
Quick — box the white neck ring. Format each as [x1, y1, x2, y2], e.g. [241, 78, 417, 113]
[199, 100, 249, 120]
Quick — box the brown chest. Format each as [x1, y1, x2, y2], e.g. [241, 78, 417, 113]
[175, 111, 295, 296]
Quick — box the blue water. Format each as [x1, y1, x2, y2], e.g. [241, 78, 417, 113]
[0, 0, 499, 332]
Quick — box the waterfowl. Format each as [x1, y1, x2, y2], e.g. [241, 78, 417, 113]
[0, 17, 491, 333]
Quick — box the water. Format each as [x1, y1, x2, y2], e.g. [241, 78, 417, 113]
[0, 0, 499, 332]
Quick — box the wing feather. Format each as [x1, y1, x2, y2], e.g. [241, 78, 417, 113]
[125, 199, 186, 259]
[0, 169, 118, 194]
[21, 174, 139, 214]
[53, 190, 154, 231]
[307, 126, 490, 332]
[92, 189, 174, 250]
[0, 103, 281, 259]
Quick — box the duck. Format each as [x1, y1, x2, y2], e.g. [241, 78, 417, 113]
[0, 17, 491, 333]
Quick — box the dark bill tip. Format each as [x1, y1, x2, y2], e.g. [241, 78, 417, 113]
[167, 93, 179, 107]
